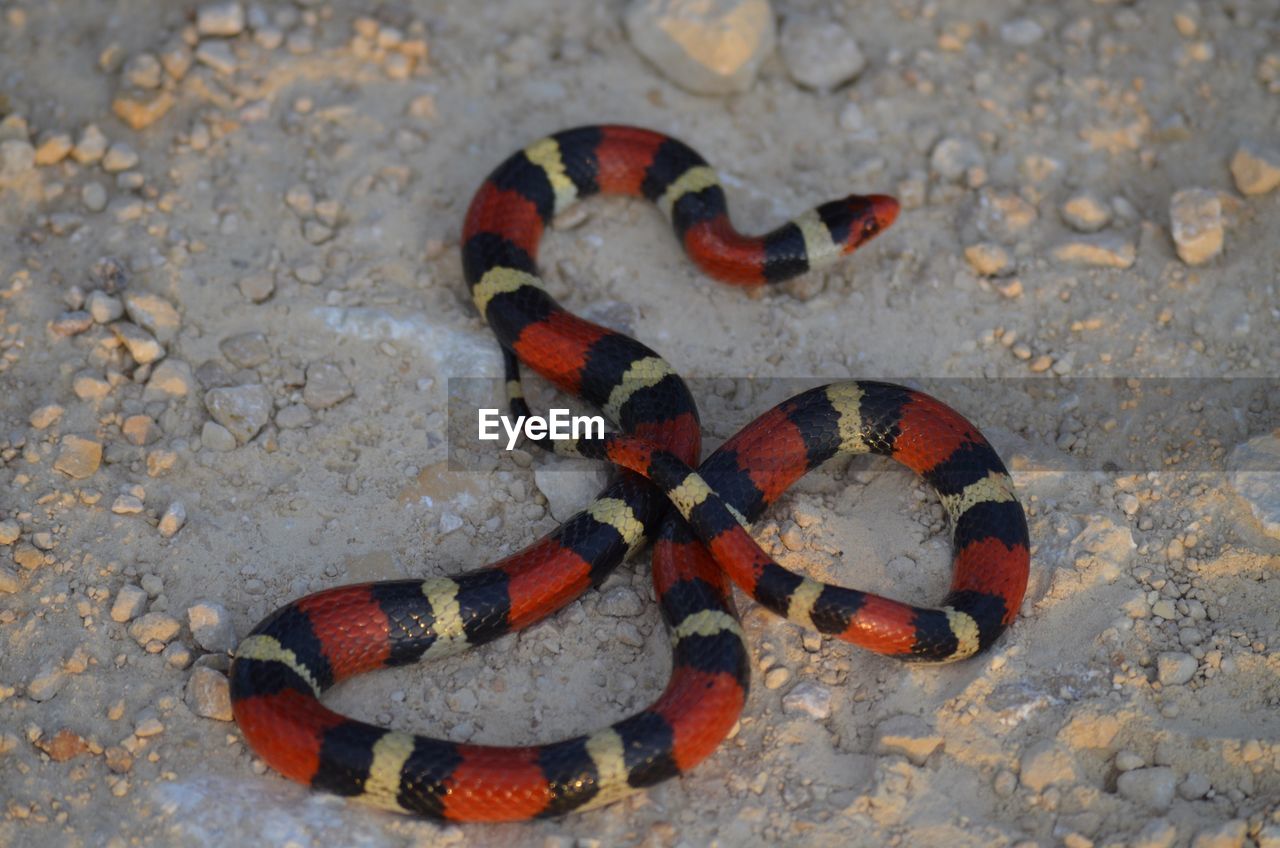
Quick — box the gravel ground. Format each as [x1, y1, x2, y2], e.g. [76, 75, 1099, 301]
[1, 1, 1278, 846]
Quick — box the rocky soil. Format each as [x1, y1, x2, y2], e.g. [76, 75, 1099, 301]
[1, 1, 1278, 846]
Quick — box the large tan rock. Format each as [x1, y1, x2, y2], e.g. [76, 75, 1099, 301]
[625, 0, 775, 95]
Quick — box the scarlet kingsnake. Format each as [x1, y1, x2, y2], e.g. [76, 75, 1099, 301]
[229, 126, 1030, 822]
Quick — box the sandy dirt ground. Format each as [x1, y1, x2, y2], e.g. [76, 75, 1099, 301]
[1, 0, 1279, 846]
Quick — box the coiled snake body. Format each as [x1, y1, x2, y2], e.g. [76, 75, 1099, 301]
[230, 126, 1030, 822]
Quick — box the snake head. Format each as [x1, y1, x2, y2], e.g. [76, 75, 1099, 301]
[843, 193, 899, 251]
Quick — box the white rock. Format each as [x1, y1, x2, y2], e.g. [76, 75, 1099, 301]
[158, 502, 187, 538]
[779, 15, 865, 90]
[111, 584, 148, 622]
[874, 715, 943, 765]
[1156, 651, 1197, 686]
[1228, 430, 1280, 540]
[81, 181, 109, 213]
[1229, 142, 1280, 195]
[204, 384, 272, 444]
[624, 0, 775, 95]
[187, 600, 235, 652]
[1116, 766, 1177, 809]
[1169, 188, 1223, 266]
[782, 681, 831, 720]
[196, 1, 245, 36]
[534, 465, 613, 523]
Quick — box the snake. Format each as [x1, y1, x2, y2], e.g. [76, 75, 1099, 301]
[229, 125, 1030, 822]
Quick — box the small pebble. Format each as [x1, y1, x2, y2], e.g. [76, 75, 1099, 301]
[275, 404, 313, 429]
[122, 415, 159, 446]
[1156, 651, 1197, 685]
[599, 587, 644, 617]
[779, 15, 865, 90]
[158, 502, 187, 538]
[111, 494, 145, 515]
[112, 88, 175, 130]
[0, 567, 20, 594]
[1061, 192, 1112, 232]
[782, 681, 831, 720]
[1116, 766, 1177, 809]
[54, 435, 103, 479]
[1169, 188, 1224, 265]
[763, 667, 791, 690]
[1229, 142, 1280, 195]
[127, 612, 181, 646]
[302, 362, 353, 410]
[195, 40, 237, 75]
[964, 242, 1011, 276]
[0, 519, 20, 545]
[1052, 235, 1136, 269]
[101, 142, 139, 173]
[930, 137, 984, 182]
[204, 384, 273, 444]
[33, 131, 72, 166]
[196, 1, 245, 37]
[237, 272, 275, 302]
[219, 332, 270, 368]
[186, 667, 234, 721]
[122, 53, 163, 89]
[123, 292, 181, 342]
[113, 322, 165, 365]
[181, 602, 235, 655]
[86, 290, 124, 323]
[144, 359, 194, 400]
[201, 421, 238, 452]
[81, 182, 108, 213]
[1019, 741, 1080, 791]
[27, 663, 67, 702]
[72, 125, 108, 164]
[111, 584, 148, 622]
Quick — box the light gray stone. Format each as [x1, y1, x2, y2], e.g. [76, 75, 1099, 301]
[204, 384, 272, 444]
[302, 362, 352, 410]
[1156, 652, 1197, 685]
[779, 15, 865, 90]
[187, 600, 235, 652]
[219, 331, 270, 368]
[1116, 766, 1177, 809]
[144, 359, 193, 400]
[201, 421, 237, 452]
[1019, 741, 1081, 791]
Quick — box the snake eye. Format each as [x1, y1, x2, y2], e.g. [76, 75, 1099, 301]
[862, 218, 878, 238]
